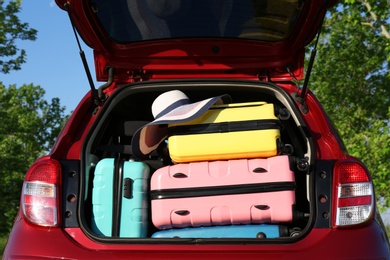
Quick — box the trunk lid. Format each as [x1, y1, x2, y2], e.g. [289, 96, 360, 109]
[56, 0, 337, 84]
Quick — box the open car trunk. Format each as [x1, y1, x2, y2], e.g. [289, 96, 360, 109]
[79, 79, 316, 243]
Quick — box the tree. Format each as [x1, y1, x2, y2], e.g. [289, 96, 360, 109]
[309, 0, 390, 209]
[0, 83, 67, 236]
[0, 0, 66, 236]
[0, 0, 37, 73]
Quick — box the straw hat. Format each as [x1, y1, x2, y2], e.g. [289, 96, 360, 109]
[131, 90, 230, 160]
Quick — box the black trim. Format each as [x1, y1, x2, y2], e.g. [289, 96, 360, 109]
[313, 160, 334, 228]
[112, 158, 123, 237]
[151, 182, 296, 200]
[167, 119, 281, 136]
[61, 160, 80, 228]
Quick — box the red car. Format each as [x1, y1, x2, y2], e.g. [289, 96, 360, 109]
[4, 0, 390, 259]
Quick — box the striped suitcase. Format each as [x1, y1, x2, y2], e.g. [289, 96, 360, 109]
[167, 102, 289, 163]
[151, 155, 296, 230]
[91, 158, 150, 237]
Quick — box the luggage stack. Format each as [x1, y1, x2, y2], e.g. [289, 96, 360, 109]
[149, 101, 299, 238]
[90, 90, 304, 239]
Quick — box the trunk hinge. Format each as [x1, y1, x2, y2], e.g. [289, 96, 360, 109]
[128, 70, 150, 82]
[64, 2, 114, 107]
[257, 71, 270, 82]
[293, 1, 327, 114]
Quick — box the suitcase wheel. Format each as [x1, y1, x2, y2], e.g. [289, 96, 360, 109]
[280, 143, 294, 155]
[256, 232, 267, 238]
[296, 158, 309, 172]
[289, 227, 302, 237]
[277, 108, 291, 120]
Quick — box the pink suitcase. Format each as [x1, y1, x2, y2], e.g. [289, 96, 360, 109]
[150, 155, 296, 230]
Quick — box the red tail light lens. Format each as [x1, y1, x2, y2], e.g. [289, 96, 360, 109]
[333, 160, 374, 227]
[22, 158, 62, 227]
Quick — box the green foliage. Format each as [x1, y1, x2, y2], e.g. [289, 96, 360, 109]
[310, 1, 390, 209]
[0, 83, 66, 236]
[0, 236, 7, 257]
[0, 0, 37, 73]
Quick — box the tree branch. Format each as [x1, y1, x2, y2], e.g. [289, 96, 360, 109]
[380, 25, 390, 39]
[360, 0, 390, 39]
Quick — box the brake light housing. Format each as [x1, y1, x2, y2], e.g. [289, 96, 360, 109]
[333, 160, 374, 228]
[22, 158, 62, 227]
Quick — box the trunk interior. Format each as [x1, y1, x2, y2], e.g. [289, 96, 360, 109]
[80, 79, 315, 243]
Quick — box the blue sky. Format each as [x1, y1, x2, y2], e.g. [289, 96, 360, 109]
[2, 0, 97, 114]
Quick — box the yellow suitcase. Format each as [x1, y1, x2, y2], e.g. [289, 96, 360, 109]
[167, 102, 284, 163]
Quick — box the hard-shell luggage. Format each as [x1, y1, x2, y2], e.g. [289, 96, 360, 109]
[151, 156, 296, 230]
[151, 224, 290, 238]
[91, 158, 150, 237]
[167, 102, 288, 163]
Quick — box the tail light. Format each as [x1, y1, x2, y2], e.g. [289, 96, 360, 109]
[22, 158, 62, 227]
[333, 160, 374, 227]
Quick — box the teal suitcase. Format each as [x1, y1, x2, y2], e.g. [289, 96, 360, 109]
[91, 158, 150, 237]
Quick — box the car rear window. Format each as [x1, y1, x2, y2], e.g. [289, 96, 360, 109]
[91, 0, 304, 43]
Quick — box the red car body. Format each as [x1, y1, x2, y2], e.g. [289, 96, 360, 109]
[3, 0, 390, 259]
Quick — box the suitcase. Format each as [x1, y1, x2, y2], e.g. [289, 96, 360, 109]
[151, 224, 290, 238]
[151, 156, 296, 230]
[167, 102, 287, 163]
[91, 158, 150, 237]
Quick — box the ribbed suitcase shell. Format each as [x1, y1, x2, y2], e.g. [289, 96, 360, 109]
[91, 158, 150, 237]
[151, 224, 289, 238]
[151, 156, 295, 230]
[167, 102, 281, 163]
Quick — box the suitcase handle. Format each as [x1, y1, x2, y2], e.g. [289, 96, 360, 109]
[123, 177, 133, 199]
[252, 167, 268, 173]
[254, 205, 270, 210]
[172, 172, 188, 178]
[174, 210, 190, 216]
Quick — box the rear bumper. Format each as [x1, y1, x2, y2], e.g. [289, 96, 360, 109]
[3, 216, 390, 260]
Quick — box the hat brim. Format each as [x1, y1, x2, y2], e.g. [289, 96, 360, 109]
[131, 94, 230, 160]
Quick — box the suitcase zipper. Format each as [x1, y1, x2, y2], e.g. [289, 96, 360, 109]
[167, 119, 281, 136]
[150, 181, 296, 200]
